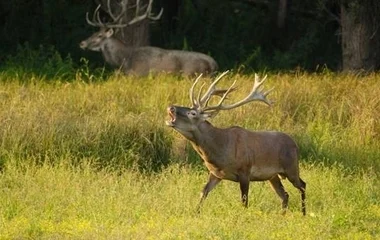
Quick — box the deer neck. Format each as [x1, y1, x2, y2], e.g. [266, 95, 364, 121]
[189, 121, 229, 164]
[101, 38, 133, 67]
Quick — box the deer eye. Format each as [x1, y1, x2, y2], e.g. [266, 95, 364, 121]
[189, 110, 197, 116]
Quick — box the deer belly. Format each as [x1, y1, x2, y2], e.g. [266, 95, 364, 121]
[204, 162, 239, 181]
[249, 166, 282, 181]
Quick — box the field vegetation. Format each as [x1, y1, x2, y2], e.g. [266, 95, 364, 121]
[0, 69, 379, 239]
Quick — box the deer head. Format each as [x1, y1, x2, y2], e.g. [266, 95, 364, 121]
[80, 27, 115, 51]
[80, 0, 163, 50]
[166, 71, 274, 140]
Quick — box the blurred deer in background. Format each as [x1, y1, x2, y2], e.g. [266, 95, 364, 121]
[166, 71, 306, 215]
[80, 0, 218, 76]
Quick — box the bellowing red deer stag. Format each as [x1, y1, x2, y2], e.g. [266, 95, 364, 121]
[79, 0, 218, 76]
[166, 71, 306, 215]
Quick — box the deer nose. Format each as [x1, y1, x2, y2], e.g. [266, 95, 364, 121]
[79, 41, 87, 49]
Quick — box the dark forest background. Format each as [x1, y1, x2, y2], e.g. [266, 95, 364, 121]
[0, 0, 379, 75]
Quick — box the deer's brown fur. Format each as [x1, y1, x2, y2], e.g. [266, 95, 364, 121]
[80, 28, 218, 76]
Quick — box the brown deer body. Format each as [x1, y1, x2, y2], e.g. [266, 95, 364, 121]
[80, 28, 218, 76]
[166, 72, 306, 215]
[80, 0, 218, 76]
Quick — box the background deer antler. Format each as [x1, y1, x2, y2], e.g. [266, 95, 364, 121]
[86, 0, 163, 29]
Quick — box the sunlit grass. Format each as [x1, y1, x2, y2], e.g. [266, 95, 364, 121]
[0, 161, 378, 239]
[0, 71, 379, 238]
[1, 71, 379, 170]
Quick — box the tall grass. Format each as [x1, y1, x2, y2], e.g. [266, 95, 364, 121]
[0, 71, 379, 238]
[0, 71, 379, 171]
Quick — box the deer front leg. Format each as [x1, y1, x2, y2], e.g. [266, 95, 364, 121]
[197, 173, 221, 212]
[239, 175, 250, 207]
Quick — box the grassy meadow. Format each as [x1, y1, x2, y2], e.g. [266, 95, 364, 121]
[0, 70, 379, 239]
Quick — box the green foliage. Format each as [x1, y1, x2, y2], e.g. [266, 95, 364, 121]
[154, 0, 341, 71]
[1, 43, 76, 81]
[0, 0, 95, 64]
[76, 58, 108, 83]
[0, 44, 109, 83]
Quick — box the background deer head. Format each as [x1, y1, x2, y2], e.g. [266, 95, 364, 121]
[80, 0, 163, 50]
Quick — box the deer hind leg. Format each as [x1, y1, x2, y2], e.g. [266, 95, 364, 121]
[287, 176, 306, 216]
[269, 175, 289, 214]
[197, 173, 221, 212]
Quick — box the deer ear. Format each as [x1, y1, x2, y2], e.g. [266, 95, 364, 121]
[105, 28, 114, 38]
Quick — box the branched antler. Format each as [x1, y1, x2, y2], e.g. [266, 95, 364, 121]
[190, 71, 273, 116]
[86, 0, 163, 28]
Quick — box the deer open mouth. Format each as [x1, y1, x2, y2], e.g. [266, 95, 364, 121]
[166, 107, 177, 127]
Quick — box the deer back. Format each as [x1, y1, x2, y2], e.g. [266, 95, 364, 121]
[124, 47, 218, 75]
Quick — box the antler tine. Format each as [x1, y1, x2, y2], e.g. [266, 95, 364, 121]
[203, 80, 237, 112]
[107, 0, 117, 21]
[149, 7, 164, 20]
[96, 8, 104, 25]
[135, 0, 141, 19]
[189, 74, 203, 108]
[254, 74, 275, 98]
[199, 70, 230, 106]
[86, 0, 163, 29]
[86, 4, 104, 27]
[119, 0, 163, 20]
[196, 83, 206, 108]
[107, 0, 128, 23]
[128, 0, 163, 25]
[202, 87, 237, 108]
[85, 0, 127, 28]
[253, 73, 267, 91]
[99, 0, 130, 29]
[203, 73, 273, 113]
